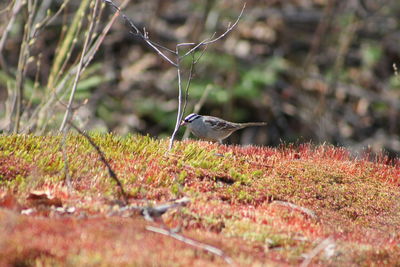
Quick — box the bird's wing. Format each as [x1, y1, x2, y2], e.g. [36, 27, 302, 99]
[203, 117, 238, 131]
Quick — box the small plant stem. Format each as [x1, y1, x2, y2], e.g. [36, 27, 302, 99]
[24, 0, 125, 133]
[0, 0, 23, 75]
[12, 0, 37, 133]
[47, 0, 90, 91]
[59, 0, 99, 132]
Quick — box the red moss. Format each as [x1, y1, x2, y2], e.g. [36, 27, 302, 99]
[0, 156, 32, 180]
[1, 135, 400, 265]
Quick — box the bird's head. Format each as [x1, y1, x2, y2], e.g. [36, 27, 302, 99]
[180, 113, 201, 126]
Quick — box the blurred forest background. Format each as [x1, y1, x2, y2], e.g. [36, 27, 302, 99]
[0, 0, 399, 157]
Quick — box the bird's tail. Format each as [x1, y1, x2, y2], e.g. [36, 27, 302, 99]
[237, 122, 267, 128]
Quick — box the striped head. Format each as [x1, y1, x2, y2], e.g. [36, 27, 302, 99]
[181, 113, 201, 126]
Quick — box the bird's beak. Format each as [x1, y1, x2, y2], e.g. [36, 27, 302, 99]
[180, 121, 187, 126]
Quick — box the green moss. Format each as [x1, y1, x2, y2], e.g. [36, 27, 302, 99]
[0, 133, 399, 265]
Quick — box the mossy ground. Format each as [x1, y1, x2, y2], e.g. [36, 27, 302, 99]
[1, 134, 399, 266]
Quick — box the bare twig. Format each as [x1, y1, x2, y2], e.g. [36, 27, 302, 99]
[0, 1, 14, 15]
[193, 35, 213, 65]
[12, 0, 37, 133]
[31, 0, 70, 39]
[180, 4, 246, 59]
[181, 55, 196, 123]
[102, 0, 178, 66]
[146, 225, 234, 265]
[83, 0, 130, 69]
[59, 0, 100, 132]
[68, 121, 128, 205]
[181, 36, 212, 119]
[181, 42, 212, 140]
[0, 0, 24, 74]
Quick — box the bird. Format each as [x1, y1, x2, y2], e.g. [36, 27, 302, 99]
[180, 113, 267, 143]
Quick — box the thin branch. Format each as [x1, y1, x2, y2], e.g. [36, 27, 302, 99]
[168, 53, 183, 150]
[59, 0, 100, 132]
[103, 0, 178, 66]
[0, 1, 14, 15]
[180, 38, 210, 139]
[0, 0, 24, 74]
[180, 40, 212, 138]
[145, 37, 177, 54]
[181, 55, 196, 128]
[83, 0, 130, 69]
[180, 3, 246, 59]
[177, 42, 196, 47]
[24, 53, 42, 122]
[31, 0, 70, 39]
[12, 0, 37, 133]
[68, 121, 128, 205]
[146, 225, 234, 265]
[193, 35, 213, 64]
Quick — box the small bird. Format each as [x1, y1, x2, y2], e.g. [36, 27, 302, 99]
[180, 113, 267, 143]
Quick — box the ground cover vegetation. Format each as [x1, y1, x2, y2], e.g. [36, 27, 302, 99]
[1, 0, 400, 266]
[0, 134, 400, 265]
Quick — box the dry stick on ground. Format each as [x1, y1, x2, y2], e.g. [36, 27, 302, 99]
[59, 0, 101, 132]
[103, 0, 245, 150]
[68, 121, 129, 205]
[300, 237, 335, 267]
[146, 225, 234, 265]
[271, 201, 318, 219]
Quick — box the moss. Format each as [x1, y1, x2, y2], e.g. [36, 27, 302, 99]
[0, 134, 399, 265]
